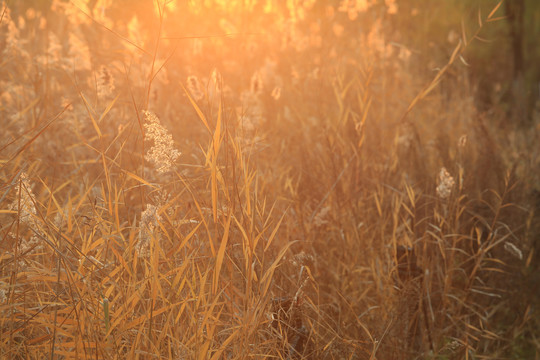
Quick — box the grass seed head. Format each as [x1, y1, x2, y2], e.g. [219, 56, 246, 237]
[143, 110, 181, 174]
[187, 75, 204, 101]
[436, 167, 455, 199]
[97, 65, 115, 98]
[9, 172, 37, 227]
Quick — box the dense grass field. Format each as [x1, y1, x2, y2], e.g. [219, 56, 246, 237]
[1, 0, 539, 359]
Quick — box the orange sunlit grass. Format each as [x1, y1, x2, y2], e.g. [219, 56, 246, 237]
[1, 0, 539, 359]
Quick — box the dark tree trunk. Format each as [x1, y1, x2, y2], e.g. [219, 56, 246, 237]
[505, 0, 527, 123]
[506, 0, 525, 79]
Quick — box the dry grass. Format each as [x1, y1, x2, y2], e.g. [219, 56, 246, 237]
[1, 1, 539, 359]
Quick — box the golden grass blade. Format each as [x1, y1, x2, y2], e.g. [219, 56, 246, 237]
[264, 211, 286, 251]
[213, 214, 231, 294]
[210, 101, 223, 223]
[211, 167, 218, 224]
[166, 221, 202, 258]
[374, 192, 382, 217]
[79, 92, 102, 138]
[487, 0, 503, 20]
[122, 169, 157, 189]
[123, 302, 178, 329]
[478, 8, 482, 27]
[110, 245, 133, 276]
[181, 82, 211, 133]
[486, 16, 506, 23]
[246, 169, 257, 217]
[178, 174, 216, 256]
[209, 328, 240, 360]
[260, 241, 295, 298]
[232, 213, 250, 248]
[461, 18, 468, 46]
[404, 41, 462, 117]
[214, 100, 222, 158]
[98, 93, 120, 124]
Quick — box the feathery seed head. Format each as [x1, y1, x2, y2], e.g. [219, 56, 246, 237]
[458, 134, 467, 148]
[9, 172, 37, 227]
[143, 110, 181, 174]
[137, 204, 162, 258]
[504, 242, 523, 260]
[97, 65, 115, 98]
[0, 288, 6, 303]
[436, 167, 455, 199]
[187, 75, 204, 101]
